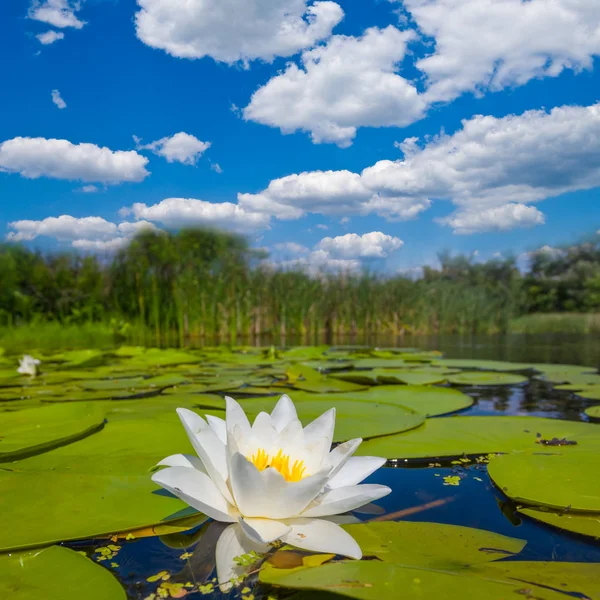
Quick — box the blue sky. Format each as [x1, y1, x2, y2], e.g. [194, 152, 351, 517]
[1, 0, 599, 274]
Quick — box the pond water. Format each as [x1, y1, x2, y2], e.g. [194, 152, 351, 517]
[1, 339, 599, 600]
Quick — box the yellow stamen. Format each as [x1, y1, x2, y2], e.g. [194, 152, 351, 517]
[249, 448, 307, 482]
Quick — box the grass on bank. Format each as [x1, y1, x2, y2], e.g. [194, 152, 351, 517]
[510, 313, 600, 335]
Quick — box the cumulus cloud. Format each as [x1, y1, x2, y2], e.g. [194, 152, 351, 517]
[316, 231, 404, 258]
[210, 162, 223, 174]
[239, 102, 600, 232]
[51, 89, 66, 109]
[36, 30, 64, 44]
[7, 215, 118, 243]
[78, 185, 99, 193]
[125, 198, 271, 233]
[238, 169, 430, 221]
[244, 26, 425, 147]
[395, 0, 600, 104]
[437, 204, 546, 234]
[274, 242, 310, 254]
[136, 132, 211, 165]
[273, 249, 361, 274]
[6, 215, 158, 252]
[29, 0, 85, 29]
[0, 137, 149, 183]
[135, 0, 343, 64]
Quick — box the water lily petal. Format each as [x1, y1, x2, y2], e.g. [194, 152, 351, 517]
[151, 466, 237, 523]
[300, 484, 391, 517]
[225, 396, 251, 439]
[250, 411, 278, 449]
[176, 408, 233, 504]
[155, 453, 206, 472]
[238, 517, 292, 544]
[206, 415, 227, 444]
[327, 456, 387, 489]
[270, 394, 298, 432]
[229, 452, 329, 519]
[215, 524, 269, 587]
[326, 438, 362, 478]
[280, 518, 362, 559]
[302, 408, 336, 471]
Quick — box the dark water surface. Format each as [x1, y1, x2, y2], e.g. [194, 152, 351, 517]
[64, 334, 600, 599]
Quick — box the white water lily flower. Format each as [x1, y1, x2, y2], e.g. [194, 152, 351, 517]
[152, 394, 391, 586]
[17, 354, 41, 376]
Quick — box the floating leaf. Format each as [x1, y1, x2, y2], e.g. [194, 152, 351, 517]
[585, 405, 600, 417]
[356, 416, 600, 459]
[446, 372, 528, 386]
[488, 450, 600, 512]
[0, 402, 105, 462]
[0, 545, 126, 600]
[518, 508, 600, 539]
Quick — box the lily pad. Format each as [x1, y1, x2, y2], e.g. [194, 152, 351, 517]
[0, 545, 126, 600]
[518, 508, 600, 539]
[585, 405, 600, 418]
[356, 416, 600, 460]
[291, 378, 369, 394]
[432, 359, 533, 372]
[488, 450, 600, 512]
[447, 372, 528, 386]
[0, 402, 105, 462]
[363, 386, 473, 417]
[235, 397, 424, 442]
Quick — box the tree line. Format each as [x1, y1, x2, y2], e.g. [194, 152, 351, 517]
[1, 228, 599, 339]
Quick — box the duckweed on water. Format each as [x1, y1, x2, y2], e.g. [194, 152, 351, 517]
[0, 344, 599, 599]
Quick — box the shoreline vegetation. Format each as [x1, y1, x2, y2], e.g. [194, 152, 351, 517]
[1, 228, 599, 349]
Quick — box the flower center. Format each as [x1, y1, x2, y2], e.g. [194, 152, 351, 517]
[249, 448, 307, 482]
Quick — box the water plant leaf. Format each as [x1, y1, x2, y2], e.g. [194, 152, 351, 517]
[356, 416, 600, 460]
[260, 560, 530, 600]
[343, 522, 525, 568]
[518, 508, 600, 539]
[0, 545, 126, 600]
[585, 405, 600, 417]
[236, 397, 424, 442]
[432, 359, 533, 372]
[0, 402, 105, 462]
[488, 450, 600, 512]
[446, 372, 528, 386]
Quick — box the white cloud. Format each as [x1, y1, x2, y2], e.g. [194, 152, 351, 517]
[79, 185, 99, 193]
[36, 30, 65, 44]
[7, 215, 118, 242]
[316, 224, 328, 230]
[0, 137, 149, 183]
[437, 204, 545, 235]
[395, 0, 600, 104]
[316, 231, 404, 258]
[6, 215, 159, 252]
[51, 89, 66, 109]
[244, 26, 426, 147]
[135, 0, 343, 64]
[210, 162, 223, 174]
[29, 0, 85, 29]
[239, 102, 600, 232]
[136, 132, 211, 165]
[126, 198, 271, 232]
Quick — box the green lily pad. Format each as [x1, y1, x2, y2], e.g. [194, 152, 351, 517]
[432, 359, 533, 372]
[79, 377, 147, 391]
[291, 378, 369, 394]
[344, 521, 525, 568]
[519, 508, 600, 539]
[356, 416, 600, 460]
[0, 545, 126, 600]
[346, 359, 409, 369]
[236, 397, 424, 442]
[469, 560, 600, 599]
[261, 560, 526, 600]
[585, 405, 600, 418]
[363, 386, 473, 417]
[488, 450, 600, 512]
[374, 370, 448, 386]
[0, 402, 105, 462]
[447, 372, 528, 386]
